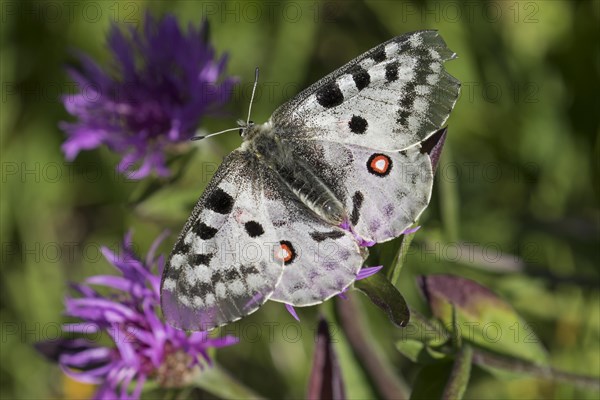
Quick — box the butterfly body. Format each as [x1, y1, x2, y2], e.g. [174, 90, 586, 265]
[161, 31, 460, 331]
[244, 126, 347, 225]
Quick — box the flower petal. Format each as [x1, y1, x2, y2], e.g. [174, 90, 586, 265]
[60, 347, 113, 369]
[285, 304, 300, 322]
[356, 265, 384, 281]
[402, 225, 421, 235]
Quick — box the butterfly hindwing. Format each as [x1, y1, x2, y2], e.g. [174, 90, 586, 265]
[283, 137, 434, 243]
[264, 186, 366, 306]
[245, 158, 366, 306]
[161, 151, 284, 331]
[271, 30, 460, 151]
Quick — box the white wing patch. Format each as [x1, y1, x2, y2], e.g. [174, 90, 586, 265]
[272, 31, 460, 151]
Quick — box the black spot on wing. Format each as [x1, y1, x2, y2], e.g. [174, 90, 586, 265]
[348, 65, 370, 90]
[310, 230, 345, 242]
[241, 264, 260, 275]
[196, 282, 213, 296]
[173, 240, 191, 255]
[189, 253, 213, 266]
[193, 222, 218, 240]
[349, 115, 368, 134]
[206, 188, 234, 214]
[385, 61, 399, 83]
[350, 191, 364, 226]
[397, 109, 411, 127]
[396, 53, 432, 128]
[399, 82, 416, 110]
[176, 281, 193, 296]
[273, 220, 286, 228]
[413, 48, 433, 83]
[210, 270, 222, 285]
[224, 268, 241, 282]
[244, 221, 264, 237]
[181, 281, 212, 298]
[397, 41, 410, 54]
[371, 46, 386, 62]
[316, 81, 344, 108]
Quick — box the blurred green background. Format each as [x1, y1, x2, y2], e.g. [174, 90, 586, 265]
[1, 0, 598, 398]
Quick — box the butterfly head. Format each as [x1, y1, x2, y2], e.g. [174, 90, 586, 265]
[237, 119, 255, 139]
[237, 119, 274, 143]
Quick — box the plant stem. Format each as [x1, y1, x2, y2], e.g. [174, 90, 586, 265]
[442, 345, 473, 400]
[336, 295, 410, 400]
[472, 348, 600, 391]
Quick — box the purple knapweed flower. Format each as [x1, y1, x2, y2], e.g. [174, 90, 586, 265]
[36, 232, 237, 399]
[60, 12, 237, 179]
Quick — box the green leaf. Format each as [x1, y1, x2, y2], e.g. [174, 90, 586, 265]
[442, 345, 473, 400]
[388, 228, 418, 287]
[410, 362, 454, 400]
[402, 310, 450, 347]
[354, 273, 410, 327]
[371, 235, 402, 273]
[419, 275, 548, 365]
[396, 339, 449, 364]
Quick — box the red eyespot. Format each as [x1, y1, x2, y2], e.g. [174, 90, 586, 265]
[367, 154, 392, 176]
[275, 241, 295, 265]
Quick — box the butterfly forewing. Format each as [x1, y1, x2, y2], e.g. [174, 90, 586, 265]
[161, 151, 284, 331]
[271, 30, 460, 151]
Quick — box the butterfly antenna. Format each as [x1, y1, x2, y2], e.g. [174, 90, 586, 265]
[190, 127, 240, 141]
[191, 67, 260, 141]
[246, 67, 260, 126]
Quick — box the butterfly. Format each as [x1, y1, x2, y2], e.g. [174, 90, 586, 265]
[161, 30, 460, 331]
